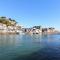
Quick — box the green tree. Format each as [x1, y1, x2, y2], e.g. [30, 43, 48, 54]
[0, 16, 17, 26]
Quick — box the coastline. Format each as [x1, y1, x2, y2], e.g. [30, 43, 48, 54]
[0, 31, 19, 34]
[0, 30, 60, 35]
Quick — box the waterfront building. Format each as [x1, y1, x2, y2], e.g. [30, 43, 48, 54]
[0, 23, 22, 34]
[47, 27, 55, 34]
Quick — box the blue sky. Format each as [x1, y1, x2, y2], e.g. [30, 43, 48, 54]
[0, 0, 60, 29]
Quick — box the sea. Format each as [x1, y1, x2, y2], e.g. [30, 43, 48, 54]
[0, 34, 60, 60]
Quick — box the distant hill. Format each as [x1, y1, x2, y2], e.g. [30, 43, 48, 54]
[0, 16, 17, 26]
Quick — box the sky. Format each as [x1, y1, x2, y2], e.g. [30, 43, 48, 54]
[0, 0, 60, 30]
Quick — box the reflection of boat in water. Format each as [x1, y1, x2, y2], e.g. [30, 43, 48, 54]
[33, 33, 39, 34]
[18, 31, 25, 35]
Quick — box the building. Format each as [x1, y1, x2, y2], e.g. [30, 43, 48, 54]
[0, 23, 22, 34]
[47, 27, 55, 34]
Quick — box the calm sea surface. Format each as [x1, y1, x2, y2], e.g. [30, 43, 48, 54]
[0, 34, 60, 60]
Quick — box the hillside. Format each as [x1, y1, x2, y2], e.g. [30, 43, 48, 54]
[0, 16, 17, 26]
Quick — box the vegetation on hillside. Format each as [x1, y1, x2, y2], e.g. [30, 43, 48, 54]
[33, 26, 41, 29]
[0, 16, 17, 26]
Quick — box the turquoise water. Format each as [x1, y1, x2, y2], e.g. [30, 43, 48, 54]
[0, 34, 60, 60]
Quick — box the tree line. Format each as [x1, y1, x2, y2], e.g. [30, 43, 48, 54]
[0, 16, 17, 26]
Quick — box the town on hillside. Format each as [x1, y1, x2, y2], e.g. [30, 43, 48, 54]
[23, 26, 60, 35]
[0, 16, 60, 34]
[0, 16, 22, 34]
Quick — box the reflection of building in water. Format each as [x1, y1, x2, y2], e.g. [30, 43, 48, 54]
[0, 35, 24, 47]
[32, 34, 42, 43]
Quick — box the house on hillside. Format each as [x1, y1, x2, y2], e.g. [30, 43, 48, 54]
[47, 27, 55, 34]
[0, 23, 7, 30]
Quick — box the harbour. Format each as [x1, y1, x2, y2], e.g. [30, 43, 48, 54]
[0, 0, 60, 60]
